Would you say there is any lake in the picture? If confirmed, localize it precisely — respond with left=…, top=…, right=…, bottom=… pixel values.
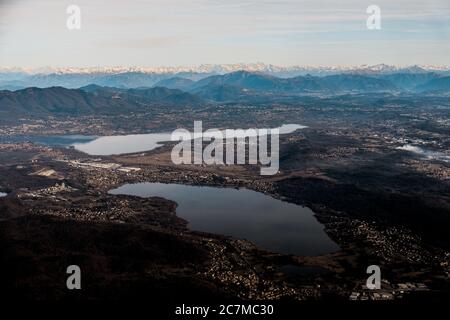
left=109, top=182, right=339, bottom=256
left=21, top=123, right=306, bottom=156
left=73, top=123, right=306, bottom=155
left=0, top=134, right=97, bottom=147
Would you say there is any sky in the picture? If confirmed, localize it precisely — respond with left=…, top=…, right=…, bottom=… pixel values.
left=0, top=0, right=449, bottom=68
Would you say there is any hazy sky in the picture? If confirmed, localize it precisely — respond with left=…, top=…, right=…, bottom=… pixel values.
left=0, top=0, right=449, bottom=67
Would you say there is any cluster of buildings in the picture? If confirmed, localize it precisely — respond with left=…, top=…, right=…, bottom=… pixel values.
left=349, top=280, right=429, bottom=301
left=202, top=239, right=308, bottom=300
left=63, top=159, right=141, bottom=173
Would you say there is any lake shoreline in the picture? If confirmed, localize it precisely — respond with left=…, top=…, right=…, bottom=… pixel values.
left=109, top=182, right=339, bottom=256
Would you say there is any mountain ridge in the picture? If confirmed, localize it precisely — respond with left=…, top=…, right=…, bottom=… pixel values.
left=2, top=63, right=450, bottom=75
left=2, top=64, right=450, bottom=90
left=0, top=86, right=203, bottom=118
left=1, top=71, right=449, bottom=118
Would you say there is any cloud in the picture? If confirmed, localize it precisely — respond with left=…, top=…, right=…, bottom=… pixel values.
left=1, top=0, right=449, bottom=66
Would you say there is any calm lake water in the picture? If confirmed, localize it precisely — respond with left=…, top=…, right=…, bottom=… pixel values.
left=71, top=124, right=307, bottom=155
left=109, top=182, right=339, bottom=256
left=6, top=124, right=306, bottom=156
left=0, top=135, right=97, bottom=146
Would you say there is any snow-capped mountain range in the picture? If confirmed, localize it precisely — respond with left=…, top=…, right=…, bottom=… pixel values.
left=1, top=63, right=450, bottom=91
left=1, top=63, right=450, bottom=76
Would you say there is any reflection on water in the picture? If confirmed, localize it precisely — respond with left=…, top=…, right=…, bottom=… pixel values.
left=72, top=124, right=307, bottom=156
left=109, top=182, right=339, bottom=256
left=73, top=132, right=172, bottom=156
left=0, top=134, right=97, bottom=146
left=5, top=124, right=307, bottom=156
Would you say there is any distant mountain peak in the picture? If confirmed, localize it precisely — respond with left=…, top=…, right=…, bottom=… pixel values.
left=2, top=63, right=449, bottom=76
